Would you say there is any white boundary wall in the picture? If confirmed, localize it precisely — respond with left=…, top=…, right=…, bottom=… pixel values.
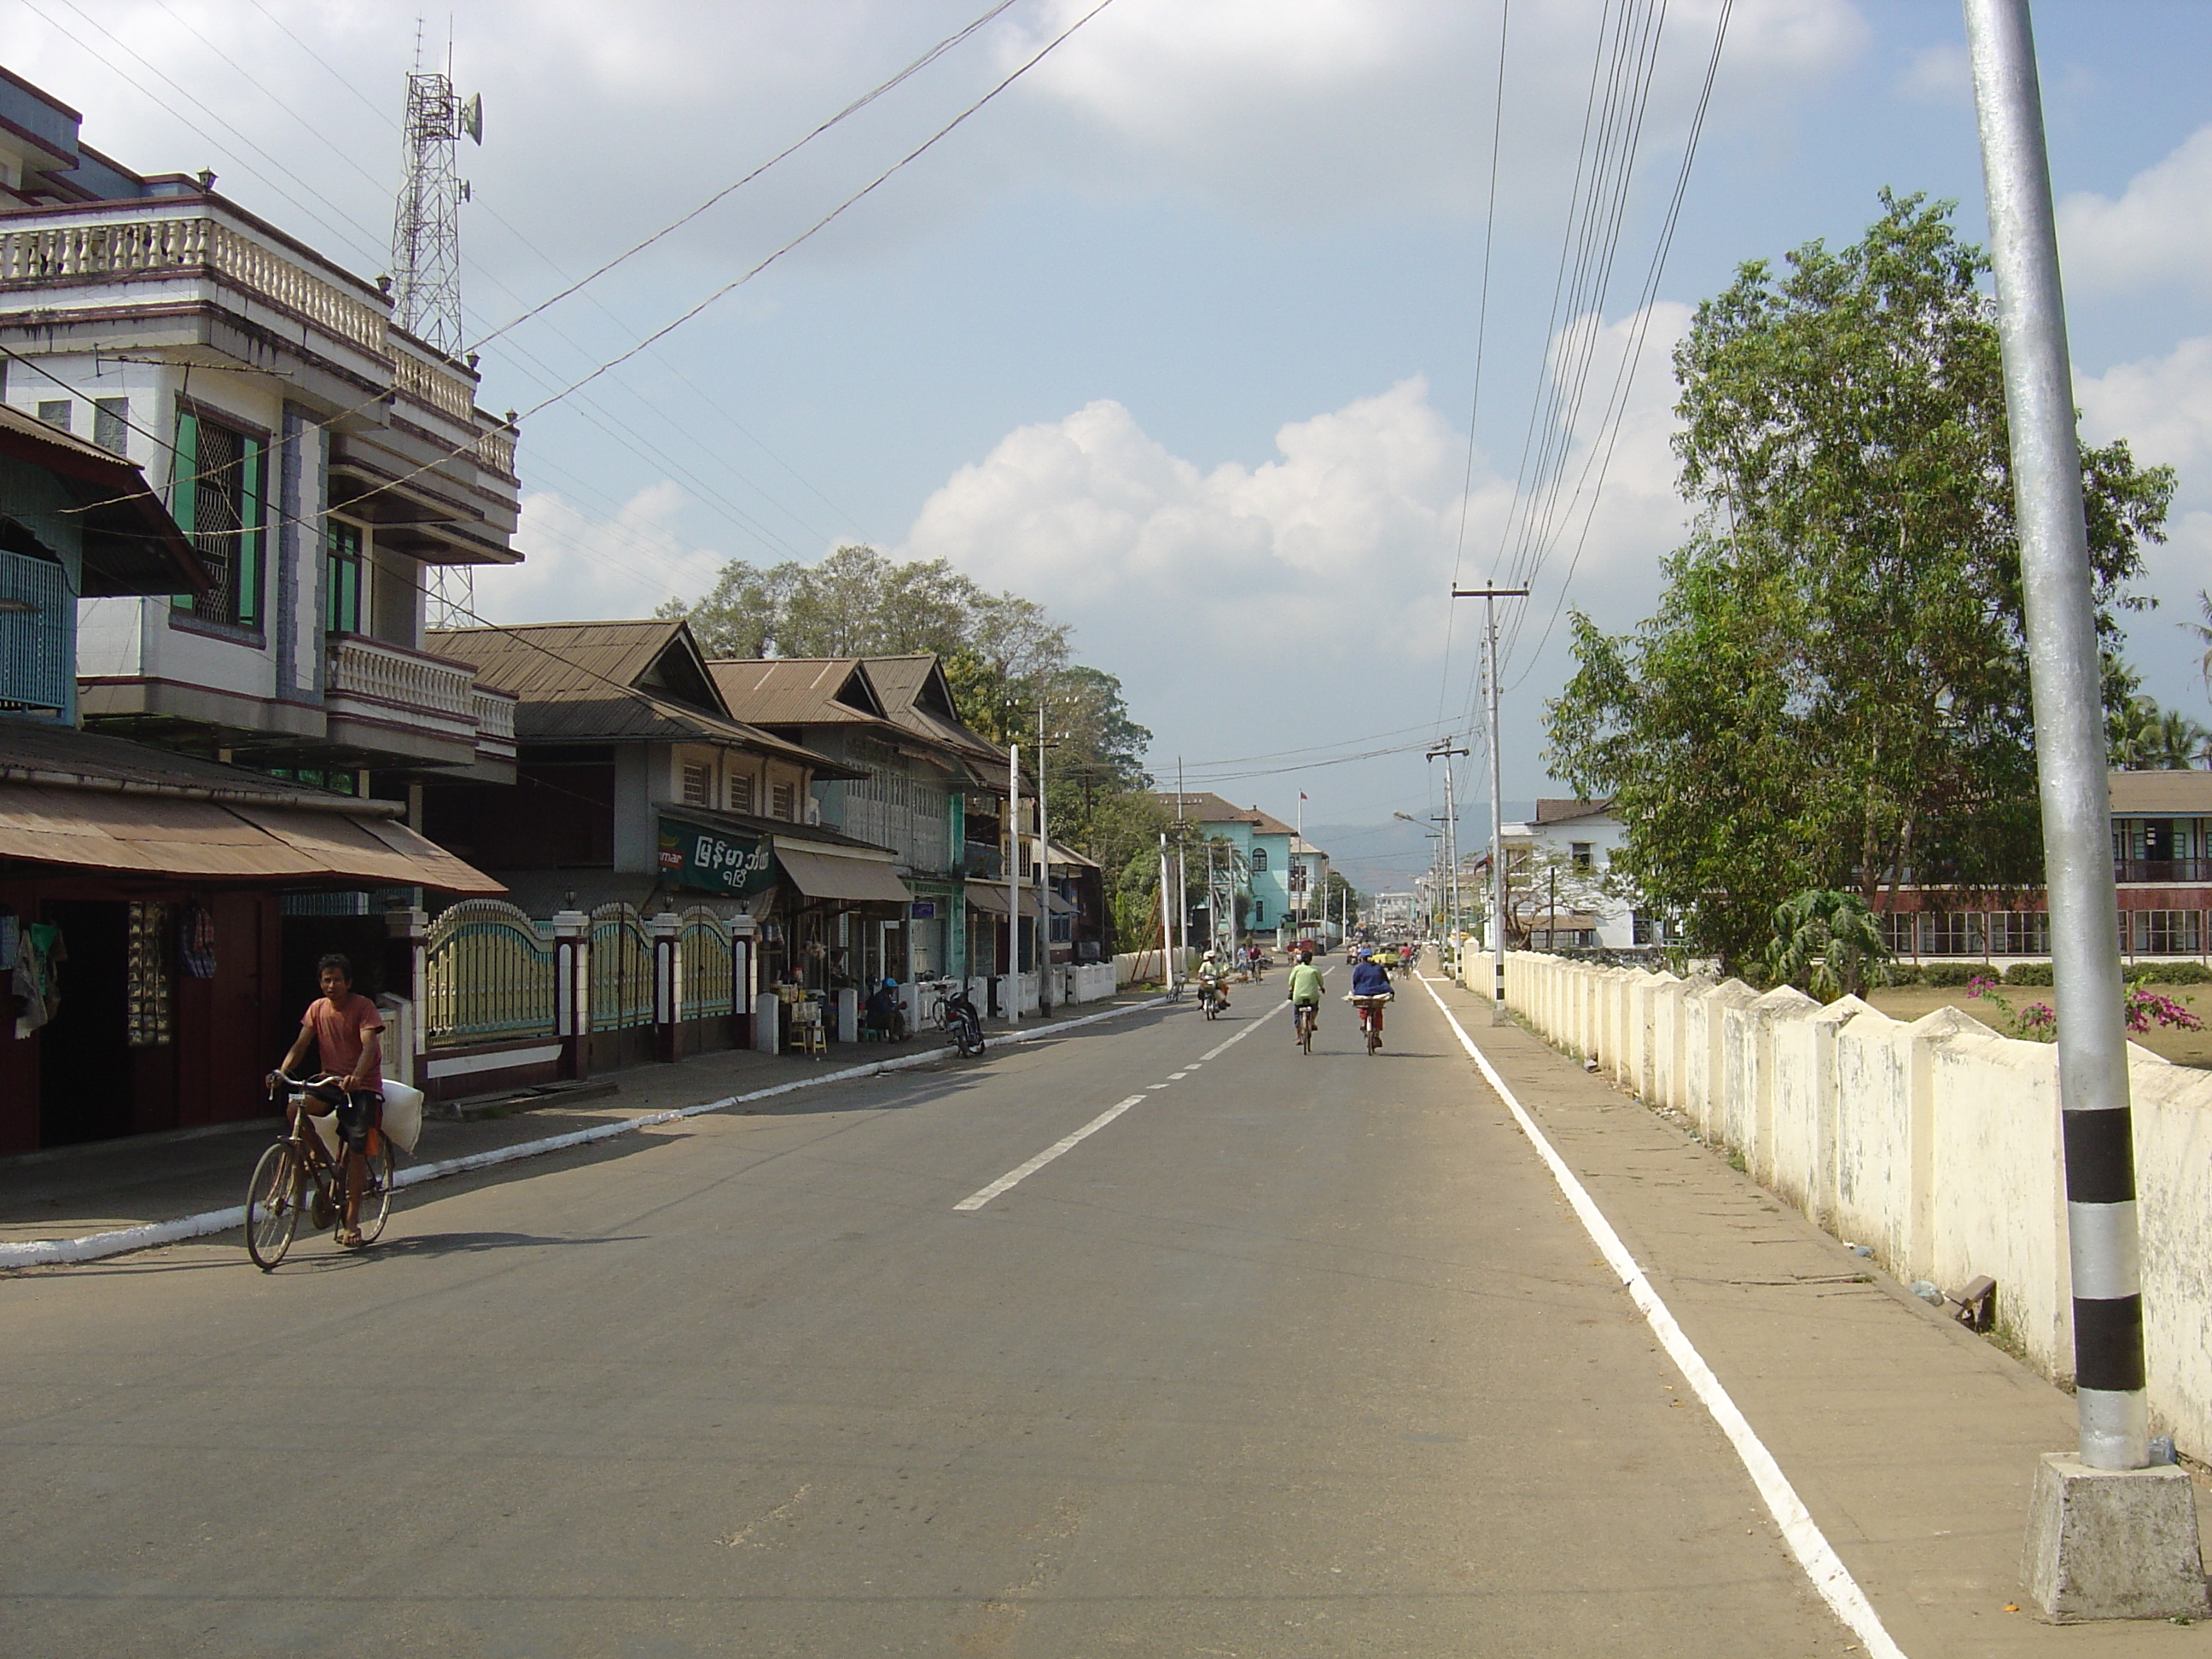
left=1462, top=949, right=2212, bottom=1463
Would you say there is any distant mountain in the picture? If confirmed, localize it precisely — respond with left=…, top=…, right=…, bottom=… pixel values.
left=1307, top=804, right=1534, bottom=897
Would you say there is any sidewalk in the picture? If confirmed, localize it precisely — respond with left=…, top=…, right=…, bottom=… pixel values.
left=0, top=992, right=1164, bottom=1254
left=1417, top=971, right=2212, bottom=1656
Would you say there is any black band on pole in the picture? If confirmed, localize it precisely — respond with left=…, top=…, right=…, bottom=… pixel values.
left=2072, top=1294, right=2148, bottom=1394
left=2061, top=1108, right=2137, bottom=1206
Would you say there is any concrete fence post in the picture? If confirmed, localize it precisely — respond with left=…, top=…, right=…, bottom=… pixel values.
left=551, top=909, right=591, bottom=1080
left=649, top=911, right=681, bottom=1064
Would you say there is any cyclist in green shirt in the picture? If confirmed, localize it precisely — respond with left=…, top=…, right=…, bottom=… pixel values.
left=1286, top=956, right=1324, bottom=1041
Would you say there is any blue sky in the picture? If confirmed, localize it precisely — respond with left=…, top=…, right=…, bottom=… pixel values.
left=14, top=1, right=2212, bottom=888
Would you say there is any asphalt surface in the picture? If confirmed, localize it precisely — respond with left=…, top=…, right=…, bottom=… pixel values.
left=1, top=972, right=1905, bottom=1656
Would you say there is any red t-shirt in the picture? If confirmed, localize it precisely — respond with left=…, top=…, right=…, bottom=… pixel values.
left=303, top=992, right=385, bottom=1089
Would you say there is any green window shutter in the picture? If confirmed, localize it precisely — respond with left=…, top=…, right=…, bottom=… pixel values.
left=170, top=410, right=198, bottom=609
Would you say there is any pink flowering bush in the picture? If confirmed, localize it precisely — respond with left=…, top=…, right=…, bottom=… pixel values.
left=1967, top=974, right=2198, bottom=1042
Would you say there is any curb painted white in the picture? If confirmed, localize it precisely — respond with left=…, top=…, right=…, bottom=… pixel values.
left=1417, top=975, right=1910, bottom=1659
left=0, top=996, right=1172, bottom=1271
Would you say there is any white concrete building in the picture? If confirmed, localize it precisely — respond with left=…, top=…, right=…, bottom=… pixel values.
left=0, top=66, right=521, bottom=796
left=1498, top=798, right=1654, bottom=951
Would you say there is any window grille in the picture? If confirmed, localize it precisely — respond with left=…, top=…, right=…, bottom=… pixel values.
left=1250, top=847, right=1268, bottom=872
left=682, top=763, right=711, bottom=806
left=1878, top=911, right=1915, bottom=955
left=93, top=397, right=129, bottom=456
left=1994, top=911, right=2049, bottom=956
left=729, top=772, right=755, bottom=815
left=171, top=408, right=264, bottom=629
left=0, top=548, right=68, bottom=711
left=1571, top=841, right=1594, bottom=870
left=771, top=780, right=796, bottom=821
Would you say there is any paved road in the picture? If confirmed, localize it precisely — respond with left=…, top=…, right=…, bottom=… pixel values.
left=3, top=974, right=1858, bottom=1657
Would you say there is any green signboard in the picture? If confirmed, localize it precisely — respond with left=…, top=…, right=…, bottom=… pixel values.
left=658, top=816, right=777, bottom=897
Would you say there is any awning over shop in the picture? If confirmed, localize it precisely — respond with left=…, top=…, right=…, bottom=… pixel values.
left=965, top=883, right=1040, bottom=919
left=1047, top=890, right=1077, bottom=916
left=773, top=845, right=913, bottom=905
left=0, top=782, right=504, bottom=893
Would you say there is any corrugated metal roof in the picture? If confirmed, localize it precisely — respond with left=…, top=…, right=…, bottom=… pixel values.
left=427, top=621, right=844, bottom=771
left=1534, top=797, right=1614, bottom=824
left=708, top=658, right=884, bottom=727
left=0, top=716, right=398, bottom=814
left=2109, top=770, right=2212, bottom=814
left=0, top=780, right=502, bottom=891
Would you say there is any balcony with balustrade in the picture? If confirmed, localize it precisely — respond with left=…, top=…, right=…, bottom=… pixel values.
left=323, top=633, right=514, bottom=780
left=0, top=195, right=521, bottom=567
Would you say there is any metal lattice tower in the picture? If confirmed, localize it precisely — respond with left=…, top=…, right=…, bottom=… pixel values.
left=389, top=56, right=478, bottom=358
left=390, top=45, right=482, bottom=630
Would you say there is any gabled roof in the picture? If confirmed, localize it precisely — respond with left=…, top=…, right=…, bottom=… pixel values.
left=861, top=655, right=1005, bottom=765
left=707, top=657, right=889, bottom=727
left=1534, top=797, right=1615, bottom=825
left=427, top=620, right=845, bottom=772
left=1153, top=791, right=1297, bottom=838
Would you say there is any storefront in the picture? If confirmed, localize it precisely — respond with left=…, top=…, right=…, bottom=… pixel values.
left=1, top=723, right=502, bottom=1154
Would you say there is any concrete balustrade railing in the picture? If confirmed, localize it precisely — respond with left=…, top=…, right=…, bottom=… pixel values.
left=1458, top=947, right=2212, bottom=1464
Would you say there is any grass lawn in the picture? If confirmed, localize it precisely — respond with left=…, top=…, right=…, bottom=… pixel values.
left=1864, top=981, right=2212, bottom=1070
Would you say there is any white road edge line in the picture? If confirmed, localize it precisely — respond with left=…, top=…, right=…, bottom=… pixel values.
left=1417, top=976, right=1909, bottom=1659
left=956, top=1000, right=1289, bottom=1211
left=0, top=995, right=1174, bottom=1271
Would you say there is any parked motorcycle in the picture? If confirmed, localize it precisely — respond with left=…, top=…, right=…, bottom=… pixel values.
left=941, top=981, right=987, bottom=1058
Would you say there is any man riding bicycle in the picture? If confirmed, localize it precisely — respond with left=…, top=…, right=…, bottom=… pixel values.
left=1286, top=952, right=1324, bottom=1044
left=1349, top=947, right=1393, bottom=1043
left=269, top=953, right=384, bottom=1249
left=1198, top=949, right=1231, bottom=1010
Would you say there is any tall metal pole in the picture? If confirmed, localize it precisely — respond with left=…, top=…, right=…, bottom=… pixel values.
left=1429, top=743, right=1469, bottom=964
left=1012, top=743, right=1028, bottom=1013
left=1157, top=830, right=1177, bottom=990
left=1965, top=0, right=2145, bottom=1472
left=1036, top=697, right=1051, bottom=1015
left=1450, top=587, right=1526, bottom=1024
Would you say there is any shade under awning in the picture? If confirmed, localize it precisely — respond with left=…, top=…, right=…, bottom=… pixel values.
left=965, top=883, right=1040, bottom=918
left=775, top=845, right=913, bottom=905
left=1047, top=890, right=1076, bottom=916
left=0, top=782, right=504, bottom=893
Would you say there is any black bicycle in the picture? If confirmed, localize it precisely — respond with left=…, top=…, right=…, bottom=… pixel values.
left=1293, top=1001, right=1318, bottom=1055
left=245, top=1075, right=394, bottom=1270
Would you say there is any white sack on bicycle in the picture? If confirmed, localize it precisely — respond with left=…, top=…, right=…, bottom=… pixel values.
left=380, top=1081, right=424, bottom=1155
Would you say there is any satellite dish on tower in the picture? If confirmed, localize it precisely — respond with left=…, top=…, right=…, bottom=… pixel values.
left=461, top=93, right=483, bottom=144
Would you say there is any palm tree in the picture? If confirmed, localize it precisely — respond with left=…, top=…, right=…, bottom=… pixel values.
left=1763, top=888, right=1891, bottom=1000
left=2187, top=589, right=2212, bottom=697
left=2151, top=706, right=2212, bottom=771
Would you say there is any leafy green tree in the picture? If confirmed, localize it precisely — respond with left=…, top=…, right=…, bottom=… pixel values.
left=1762, top=888, right=1890, bottom=1000
left=1545, top=193, right=2174, bottom=968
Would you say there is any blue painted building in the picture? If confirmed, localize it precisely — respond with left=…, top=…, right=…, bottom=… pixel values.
left=1153, top=792, right=1330, bottom=945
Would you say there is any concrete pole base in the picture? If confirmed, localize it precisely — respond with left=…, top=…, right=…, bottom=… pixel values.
left=2023, top=1452, right=2210, bottom=1621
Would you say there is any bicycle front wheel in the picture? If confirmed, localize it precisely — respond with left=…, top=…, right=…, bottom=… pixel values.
left=353, top=1138, right=397, bottom=1246
left=245, top=1143, right=301, bottom=1270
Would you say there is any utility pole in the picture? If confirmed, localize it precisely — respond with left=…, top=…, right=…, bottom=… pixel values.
left=1157, top=830, right=1177, bottom=991
left=1173, top=760, right=1189, bottom=967
left=1966, top=0, right=2207, bottom=1619
left=1036, top=697, right=1052, bottom=1016
left=1009, top=742, right=1024, bottom=1018
left=1451, top=587, right=1528, bottom=1023
left=1429, top=742, right=1470, bottom=963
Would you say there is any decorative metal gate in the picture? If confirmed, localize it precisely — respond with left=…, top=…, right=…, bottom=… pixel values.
left=677, top=907, right=738, bottom=1054
left=422, top=900, right=556, bottom=1049
left=588, top=903, right=654, bottom=1070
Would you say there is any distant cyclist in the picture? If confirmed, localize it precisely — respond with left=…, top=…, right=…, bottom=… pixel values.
left=1286, top=953, right=1324, bottom=1044
left=1349, top=948, right=1393, bottom=1039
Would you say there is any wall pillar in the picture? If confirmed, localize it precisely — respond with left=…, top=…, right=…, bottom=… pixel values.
left=552, top=908, right=590, bottom=1080
left=731, top=915, right=757, bottom=1050
left=650, top=911, right=681, bottom=1064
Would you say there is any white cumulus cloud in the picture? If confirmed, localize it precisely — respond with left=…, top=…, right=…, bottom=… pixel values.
left=2058, top=125, right=2212, bottom=297
left=482, top=482, right=730, bottom=624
